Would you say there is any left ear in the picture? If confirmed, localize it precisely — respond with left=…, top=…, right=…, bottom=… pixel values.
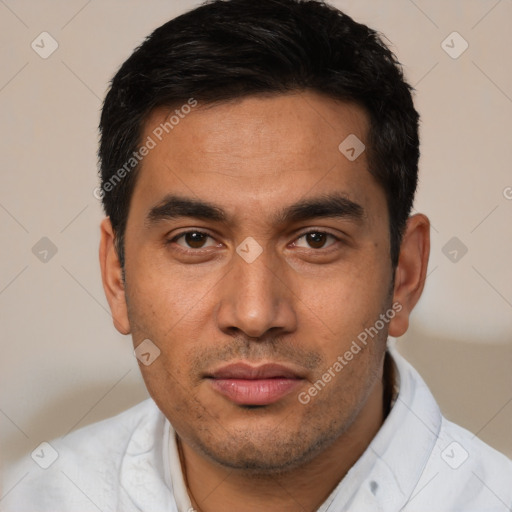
left=388, top=214, right=430, bottom=337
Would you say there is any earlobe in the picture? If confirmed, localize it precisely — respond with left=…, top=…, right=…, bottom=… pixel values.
left=388, top=214, right=430, bottom=338
left=99, top=217, right=131, bottom=335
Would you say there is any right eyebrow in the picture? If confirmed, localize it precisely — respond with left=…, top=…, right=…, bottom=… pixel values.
left=145, top=195, right=227, bottom=227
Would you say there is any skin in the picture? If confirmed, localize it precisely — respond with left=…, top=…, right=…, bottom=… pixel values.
left=100, top=91, right=430, bottom=512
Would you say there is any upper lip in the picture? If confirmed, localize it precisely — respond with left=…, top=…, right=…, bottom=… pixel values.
left=207, top=363, right=303, bottom=380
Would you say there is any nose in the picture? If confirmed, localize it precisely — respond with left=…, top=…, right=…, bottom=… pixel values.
left=215, top=244, right=297, bottom=339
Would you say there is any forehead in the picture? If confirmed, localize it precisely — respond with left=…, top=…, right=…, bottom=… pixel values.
left=143, top=92, right=368, bottom=167
left=130, top=92, right=383, bottom=224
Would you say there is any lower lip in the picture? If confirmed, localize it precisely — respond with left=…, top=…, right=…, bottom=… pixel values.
left=208, top=378, right=302, bottom=406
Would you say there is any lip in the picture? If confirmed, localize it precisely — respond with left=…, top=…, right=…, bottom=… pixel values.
left=206, top=363, right=304, bottom=406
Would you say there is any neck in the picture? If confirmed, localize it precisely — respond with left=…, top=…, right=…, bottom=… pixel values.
left=178, top=363, right=391, bottom=512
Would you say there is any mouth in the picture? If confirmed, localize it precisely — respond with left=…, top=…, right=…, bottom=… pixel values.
left=205, top=363, right=304, bottom=406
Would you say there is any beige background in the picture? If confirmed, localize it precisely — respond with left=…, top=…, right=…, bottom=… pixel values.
left=1, top=0, right=511, bottom=482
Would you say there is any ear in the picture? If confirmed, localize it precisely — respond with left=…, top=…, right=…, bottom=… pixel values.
left=388, top=214, right=430, bottom=337
left=99, top=217, right=131, bottom=335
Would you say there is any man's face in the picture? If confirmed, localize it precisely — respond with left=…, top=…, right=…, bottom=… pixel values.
left=121, top=92, right=395, bottom=471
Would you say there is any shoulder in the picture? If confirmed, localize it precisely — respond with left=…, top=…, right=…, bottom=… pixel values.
left=1, top=398, right=163, bottom=512
left=408, top=406, right=512, bottom=511
left=441, top=415, right=512, bottom=482
left=387, top=346, right=512, bottom=511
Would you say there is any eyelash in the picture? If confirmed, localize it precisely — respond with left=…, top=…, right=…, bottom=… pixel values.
left=167, top=229, right=341, bottom=253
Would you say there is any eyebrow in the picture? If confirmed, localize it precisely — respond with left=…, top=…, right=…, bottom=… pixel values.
left=145, top=193, right=364, bottom=228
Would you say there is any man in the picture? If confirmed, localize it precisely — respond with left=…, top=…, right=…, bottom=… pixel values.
left=2, top=0, right=511, bottom=510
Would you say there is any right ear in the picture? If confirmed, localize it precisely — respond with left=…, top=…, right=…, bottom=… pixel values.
left=99, top=217, right=131, bottom=335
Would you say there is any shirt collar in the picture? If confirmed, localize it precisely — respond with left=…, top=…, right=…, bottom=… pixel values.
left=317, top=340, right=442, bottom=511
left=118, top=405, right=178, bottom=511
left=165, top=421, right=194, bottom=512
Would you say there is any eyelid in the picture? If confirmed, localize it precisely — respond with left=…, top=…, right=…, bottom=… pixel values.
left=292, top=229, right=341, bottom=248
left=168, top=229, right=219, bottom=251
left=169, top=229, right=212, bottom=240
left=295, top=228, right=340, bottom=238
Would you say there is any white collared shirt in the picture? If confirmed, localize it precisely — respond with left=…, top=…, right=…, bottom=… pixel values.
left=2, top=343, right=512, bottom=511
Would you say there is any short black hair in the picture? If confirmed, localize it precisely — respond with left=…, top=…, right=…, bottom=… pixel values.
left=98, top=0, right=420, bottom=268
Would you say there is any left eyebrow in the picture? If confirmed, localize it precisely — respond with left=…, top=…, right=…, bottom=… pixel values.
left=271, top=193, right=365, bottom=226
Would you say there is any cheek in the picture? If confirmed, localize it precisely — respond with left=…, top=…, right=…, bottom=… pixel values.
left=299, top=258, right=390, bottom=338
left=125, top=265, right=213, bottom=376
left=126, top=257, right=211, bottom=332
left=138, top=360, right=197, bottom=433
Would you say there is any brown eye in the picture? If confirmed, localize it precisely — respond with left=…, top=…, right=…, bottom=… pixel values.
left=171, top=231, right=217, bottom=250
left=184, top=232, right=207, bottom=248
left=306, top=232, right=327, bottom=249
left=294, top=231, right=337, bottom=250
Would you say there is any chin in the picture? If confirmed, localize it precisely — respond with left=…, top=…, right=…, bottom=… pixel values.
left=193, top=426, right=333, bottom=475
